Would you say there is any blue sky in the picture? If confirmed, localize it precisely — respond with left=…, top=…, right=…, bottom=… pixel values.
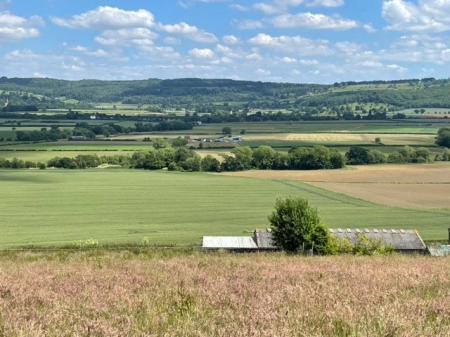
left=0, top=0, right=449, bottom=83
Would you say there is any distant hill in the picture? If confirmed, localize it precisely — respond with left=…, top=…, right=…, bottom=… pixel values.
left=0, top=76, right=449, bottom=113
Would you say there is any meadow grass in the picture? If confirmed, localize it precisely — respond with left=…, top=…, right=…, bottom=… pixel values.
left=0, top=169, right=448, bottom=248
left=0, top=251, right=448, bottom=337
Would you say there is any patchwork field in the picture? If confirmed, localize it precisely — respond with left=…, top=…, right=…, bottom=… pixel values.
left=0, top=252, right=448, bottom=337
left=224, top=163, right=450, bottom=210
left=0, top=169, right=449, bottom=248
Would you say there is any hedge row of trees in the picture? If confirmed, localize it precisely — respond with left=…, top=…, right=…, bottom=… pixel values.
left=2, top=145, right=449, bottom=171
left=346, top=146, right=441, bottom=164
left=13, top=121, right=194, bottom=142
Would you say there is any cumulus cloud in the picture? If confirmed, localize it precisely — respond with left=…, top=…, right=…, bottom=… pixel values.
left=223, top=35, right=240, bottom=45
left=95, top=28, right=157, bottom=49
left=52, top=6, right=155, bottom=30
left=383, top=0, right=450, bottom=32
left=272, top=12, right=358, bottom=30
left=189, top=48, right=216, bottom=59
left=0, top=11, right=42, bottom=41
left=254, top=0, right=344, bottom=14
left=159, top=22, right=218, bottom=43
left=307, top=0, right=344, bottom=7
left=249, top=33, right=331, bottom=56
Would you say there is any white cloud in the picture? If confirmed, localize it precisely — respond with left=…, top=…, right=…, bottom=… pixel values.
left=229, top=4, right=248, bottom=11
left=95, top=28, right=157, bottom=49
left=159, top=22, right=217, bottom=43
left=307, top=0, right=344, bottom=7
left=249, top=33, right=331, bottom=56
left=71, top=46, right=110, bottom=58
left=253, top=0, right=343, bottom=14
left=189, top=48, right=216, bottom=59
left=178, top=0, right=231, bottom=8
left=223, top=35, right=240, bottom=45
left=272, top=12, right=358, bottom=30
left=52, top=6, right=155, bottom=30
left=383, top=0, right=450, bottom=32
left=0, top=12, right=41, bottom=41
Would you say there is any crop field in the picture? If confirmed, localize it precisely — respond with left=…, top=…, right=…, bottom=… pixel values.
left=240, top=133, right=435, bottom=146
left=0, top=252, right=448, bottom=337
left=224, top=163, right=450, bottom=211
left=0, top=169, right=449, bottom=248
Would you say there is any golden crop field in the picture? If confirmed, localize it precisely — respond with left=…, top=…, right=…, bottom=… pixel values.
left=223, top=163, right=450, bottom=210
left=241, top=133, right=435, bottom=146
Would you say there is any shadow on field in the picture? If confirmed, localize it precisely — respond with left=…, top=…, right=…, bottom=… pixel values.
left=0, top=172, right=56, bottom=184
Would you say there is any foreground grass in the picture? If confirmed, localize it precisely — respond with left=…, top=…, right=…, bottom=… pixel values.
left=0, top=251, right=448, bottom=337
left=0, top=170, right=449, bottom=248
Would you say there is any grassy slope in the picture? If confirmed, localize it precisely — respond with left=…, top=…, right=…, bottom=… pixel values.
left=0, top=170, right=448, bottom=248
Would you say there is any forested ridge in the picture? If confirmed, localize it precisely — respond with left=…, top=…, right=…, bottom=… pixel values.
left=0, top=76, right=449, bottom=111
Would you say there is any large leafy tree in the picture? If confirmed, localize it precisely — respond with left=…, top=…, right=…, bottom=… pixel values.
left=269, top=198, right=331, bottom=254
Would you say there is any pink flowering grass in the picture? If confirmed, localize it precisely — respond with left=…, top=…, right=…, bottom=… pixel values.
left=0, top=251, right=448, bottom=337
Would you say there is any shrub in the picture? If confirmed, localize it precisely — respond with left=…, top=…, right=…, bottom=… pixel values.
left=201, top=155, right=221, bottom=172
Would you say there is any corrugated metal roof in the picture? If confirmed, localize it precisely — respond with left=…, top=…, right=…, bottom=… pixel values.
left=202, top=229, right=427, bottom=252
left=202, top=236, right=258, bottom=250
left=428, top=245, right=450, bottom=257
left=329, top=229, right=427, bottom=251
left=254, top=231, right=275, bottom=249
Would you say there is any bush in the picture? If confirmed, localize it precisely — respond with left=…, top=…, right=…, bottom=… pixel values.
left=201, top=155, right=221, bottom=172
left=329, top=235, right=394, bottom=256
left=269, top=197, right=331, bottom=254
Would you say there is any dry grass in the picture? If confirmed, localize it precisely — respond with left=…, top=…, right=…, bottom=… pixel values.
left=223, top=164, right=450, bottom=210
left=0, top=251, right=448, bottom=337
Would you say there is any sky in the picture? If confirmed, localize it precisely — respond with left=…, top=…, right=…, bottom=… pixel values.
left=0, top=0, right=450, bottom=83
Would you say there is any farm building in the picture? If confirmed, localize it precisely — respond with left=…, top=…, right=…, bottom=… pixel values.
left=202, top=229, right=428, bottom=254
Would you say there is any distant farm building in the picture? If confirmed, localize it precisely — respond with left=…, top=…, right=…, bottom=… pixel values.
left=203, top=229, right=428, bottom=254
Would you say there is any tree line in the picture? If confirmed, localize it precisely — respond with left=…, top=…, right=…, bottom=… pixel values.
left=13, top=121, right=194, bottom=142
left=2, top=144, right=448, bottom=171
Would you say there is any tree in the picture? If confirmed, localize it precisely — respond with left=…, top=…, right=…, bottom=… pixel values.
left=346, top=147, right=370, bottom=164
left=252, top=146, right=276, bottom=169
left=269, top=198, right=331, bottom=254
left=172, top=137, right=188, bottom=147
left=201, top=155, right=221, bottom=172
left=152, top=138, right=168, bottom=149
left=222, top=126, right=232, bottom=135
left=436, top=128, right=450, bottom=148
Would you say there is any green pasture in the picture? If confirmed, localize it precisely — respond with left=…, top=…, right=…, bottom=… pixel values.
left=192, top=121, right=448, bottom=135
left=0, top=150, right=133, bottom=162
left=0, top=170, right=448, bottom=248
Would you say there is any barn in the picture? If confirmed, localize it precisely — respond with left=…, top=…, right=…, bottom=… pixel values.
left=202, top=229, right=428, bottom=254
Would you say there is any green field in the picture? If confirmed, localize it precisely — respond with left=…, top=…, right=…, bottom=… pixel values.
left=191, top=121, right=449, bottom=135
left=0, top=169, right=448, bottom=248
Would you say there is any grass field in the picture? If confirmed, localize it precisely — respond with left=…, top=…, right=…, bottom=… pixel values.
left=0, top=251, right=448, bottom=337
left=0, top=169, right=449, bottom=248
left=191, top=121, right=449, bottom=135
left=0, top=150, right=134, bottom=161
